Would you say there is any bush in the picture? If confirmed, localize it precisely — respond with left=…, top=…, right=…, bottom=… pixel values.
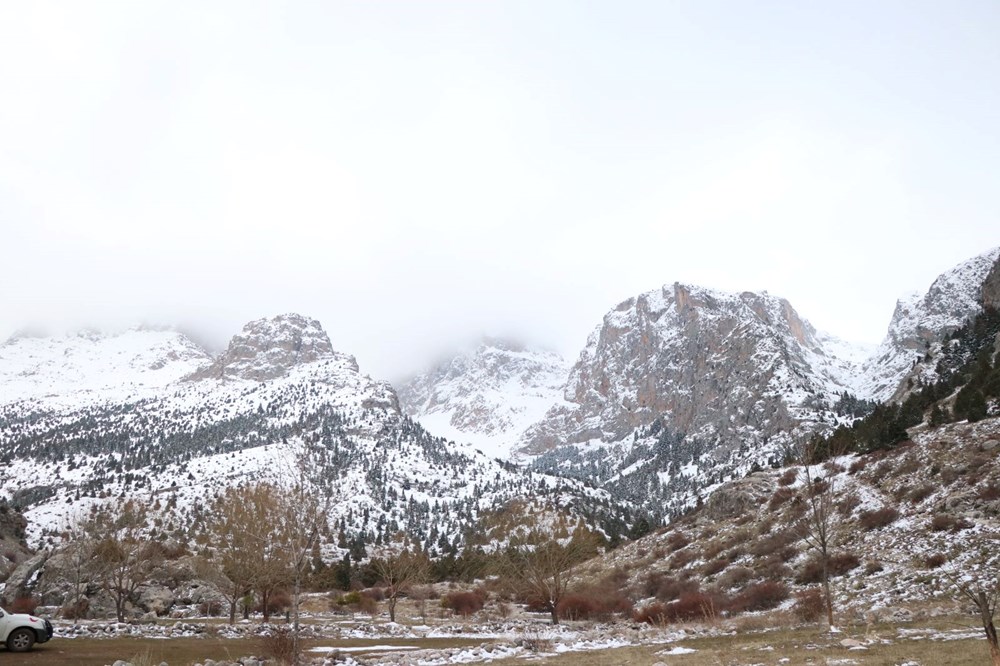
left=255, top=590, right=291, bottom=616
left=796, top=553, right=860, bottom=584
left=60, top=598, right=89, bottom=620
left=556, top=590, right=632, bottom=621
left=930, top=513, right=972, bottom=532
left=198, top=600, right=223, bottom=617
left=668, top=548, right=697, bottom=570
left=443, top=590, right=486, bottom=617
left=702, top=558, right=730, bottom=576
left=717, top=566, right=753, bottom=590
left=858, top=507, right=899, bottom=530
left=335, top=591, right=361, bottom=606
left=769, top=488, right=796, bottom=511
left=778, top=468, right=798, bottom=486
left=749, top=530, right=796, bottom=558
left=634, top=602, right=669, bottom=625
left=729, top=581, right=788, bottom=613
left=979, top=484, right=1000, bottom=501
left=793, top=588, right=825, bottom=623
left=261, top=626, right=296, bottom=664
left=361, top=587, right=385, bottom=602
left=634, top=591, right=720, bottom=625
left=645, top=573, right=698, bottom=602
left=9, top=597, right=38, bottom=615
left=666, top=531, right=690, bottom=552
left=864, top=560, right=884, bottom=575
left=924, top=553, right=947, bottom=569
left=908, top=484, right=935, bottom=503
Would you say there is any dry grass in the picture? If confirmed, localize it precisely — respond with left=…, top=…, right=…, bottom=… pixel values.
left=3, top=635, right=487, bottom=666
left=489, top=621, right=994, bottom=665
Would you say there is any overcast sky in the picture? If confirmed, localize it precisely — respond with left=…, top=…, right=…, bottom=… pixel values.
left=1, top=1, right=998, bottom=381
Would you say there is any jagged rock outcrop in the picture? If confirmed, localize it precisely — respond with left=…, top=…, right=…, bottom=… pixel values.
left=399, top=338, right=569, bottom=458
left=0, top=501, right=31, bottom=583
left=522, top=283, right=863, bottom=456
left=860, top=247, right=1000, bottom=402
left=189, top=313, right=341, bottom=381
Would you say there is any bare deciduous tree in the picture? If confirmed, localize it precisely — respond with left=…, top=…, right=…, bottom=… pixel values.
left=86, top=499, right=160, bottom=622
left=499, top=532, right=598, bottom=625
left=799, top=466, right=838, bottom=628
left=370, top=548, right=430, bottom=623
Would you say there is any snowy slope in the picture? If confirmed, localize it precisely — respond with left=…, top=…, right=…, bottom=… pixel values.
left=859, top=246, right=1000, bottom=402
left=0, top=328, right=212, bottom=408
left=0, top=316, right=628, bottom=553
left=398, top=339, right=569, bottom=459
left=523, top=283, right=876, bottom=516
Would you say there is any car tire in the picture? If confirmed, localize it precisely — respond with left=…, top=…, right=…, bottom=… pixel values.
left=6, top=627, right=36, bottom=652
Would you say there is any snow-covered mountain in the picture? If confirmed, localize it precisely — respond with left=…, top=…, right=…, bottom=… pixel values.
left=859, top=246, right=1000, bottom=402
left=0, top=315, right=630, bottom=553
left=398, top=339, right=569, bottom=459
left=0, top=327, right=212, bottom=408
left=522, top=284, right=873, bottom=516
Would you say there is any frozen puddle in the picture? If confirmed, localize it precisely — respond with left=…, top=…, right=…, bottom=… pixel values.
left=308, top=645, right=420, bottom=653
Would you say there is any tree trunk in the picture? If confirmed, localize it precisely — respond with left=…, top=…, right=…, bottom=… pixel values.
left=979, top=596, right=1000, bottom=666
left=389, top=596, right=397, bottom=623
left=228, top=595, right=237, bottom=625
left=292, top=569, right=302, bottom=666
left=822, top=558, right=833, bottom=628
left=550, top=604, right=559, bottom=625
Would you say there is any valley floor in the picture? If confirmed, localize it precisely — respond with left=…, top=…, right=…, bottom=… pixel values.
left=10, top=613, right=992, bottom=666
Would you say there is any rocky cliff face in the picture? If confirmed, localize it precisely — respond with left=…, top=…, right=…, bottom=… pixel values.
left=859, top=247, right=1000, bottom=403
left=189, top=313, right=342, bottom=381
left=522, top=283, right=865, bottom=457
left=398, top=339, right=569, bottom=458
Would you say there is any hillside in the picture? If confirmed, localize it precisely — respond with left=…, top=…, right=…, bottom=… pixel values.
left=0, top=315, right=630, bottom=555
left=575, top=415, right=1000, bottom=623
left=398, top=338, right=569, bottom=459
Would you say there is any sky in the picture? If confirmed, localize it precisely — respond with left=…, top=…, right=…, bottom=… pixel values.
left=1, top=1, right=998, bottom=381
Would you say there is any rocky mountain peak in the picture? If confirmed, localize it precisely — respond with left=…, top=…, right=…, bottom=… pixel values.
left=189, top=313, right=345, bottom=382
left=398, top=339, right=569, bottom=459
left=860, top=246, right=1000, bottom=402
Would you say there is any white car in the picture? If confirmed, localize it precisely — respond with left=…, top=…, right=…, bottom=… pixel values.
left=0, top=606, right=53, bottom=652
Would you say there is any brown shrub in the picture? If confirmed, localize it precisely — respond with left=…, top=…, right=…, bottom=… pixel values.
left=361, top=587, right=385, bottom=602
left=60, top=598, right=89, bottom=620
left=930, top=513, right=972, bottom=532
left=666, top=531, right=690, bottom=552
left=669, top=548, right=697, bottom=570
left=908, top=484, right=935, bottom=503
left=754, top=557, right=792, bottom=582
left=864, top=560, right=884, bottom=575
left=8, top=596, right=39, bottom=615
left=443, top=590, right=486, bottom=616
left=261, top=626, right=297, bottom=664
left=702, top=558, right=730, bottom=576
left=198, top=600, right=223, bottom=617
left=769, top=488, right=796, bottom=511
left=749, top=530, right=796, bottom=558
left=646, top=573, right=699, bottom=602
left=729, top=581, right=788, bottom=613
left=717, top=566, right=753, bottom=590
left=849, top=457, right=868, bottom=474
left=795, top=553, right=859, bottom=584
left=793, top=588, right=825, bottom=623
left=357, top=595, right=378, bottom=616
left=837, top=493, right=861, bottom=517
left=924, top=553, right=947, bottom=569
left=556, top=591, right=632, bottom=621
left=778, top=468, right=798, bottom=486
left=634, top=602, right=670, bottom=625
left=701, top=539, right=726, bottom=561
left=255, top=590, right=291, bottom=615
left=858, top=507, right=899, bottom=531
left=979, top=484, right=1000, bottom=501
